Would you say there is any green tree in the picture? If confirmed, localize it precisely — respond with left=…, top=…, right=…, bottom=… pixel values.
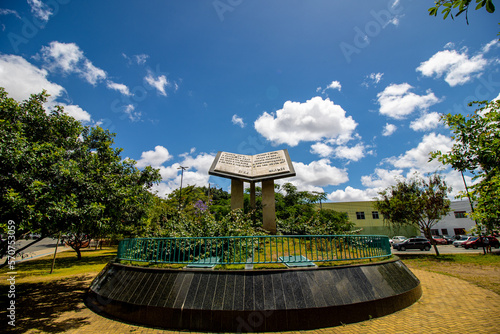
left=0, top=88, right=161, bottom=261
left=374, top=174, right=451, bottom=256
left=429, top=0, right=495, bottom=23
left=431, top=100, right=500, bottom=232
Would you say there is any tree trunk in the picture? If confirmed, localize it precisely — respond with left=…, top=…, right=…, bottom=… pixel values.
left=424, top=227, right=440, bottom=256
left=75, top=247, right=82, bottom=260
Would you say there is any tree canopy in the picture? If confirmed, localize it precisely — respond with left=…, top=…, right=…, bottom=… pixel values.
left=431, top=99, right=500, bottom=232
left=374, top=173, right=451, bottom=255
left=0, top=88, right=161, bottom=260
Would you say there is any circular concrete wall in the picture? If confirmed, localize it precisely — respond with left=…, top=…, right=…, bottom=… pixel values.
left=85, top=258, right=421, bottom=331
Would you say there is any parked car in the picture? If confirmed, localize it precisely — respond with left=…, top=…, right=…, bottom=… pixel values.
left=392, top=238, right=431, bottom=251
left=453, top=236, right=473, bottom=247
left=443, top=235, right=455, bottom=244
left=432, top=236, right=448, bottom=245
left=391, top=236, right=407, bottom=244
left=463, top=236, right=500, bottom=249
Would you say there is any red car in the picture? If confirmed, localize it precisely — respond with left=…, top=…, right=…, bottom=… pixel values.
left=463, top=236, right=500, bottom=249
left=431, top=236, right=448, bottom=245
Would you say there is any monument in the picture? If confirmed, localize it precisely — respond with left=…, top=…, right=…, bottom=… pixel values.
left=209, top=149, right=295, bottom=233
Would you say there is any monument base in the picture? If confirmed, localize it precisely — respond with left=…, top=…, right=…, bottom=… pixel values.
left=86, top=257, right=421, bottom=332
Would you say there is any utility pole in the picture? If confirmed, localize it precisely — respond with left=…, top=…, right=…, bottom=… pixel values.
left=178, top=166, right=188, bottom=211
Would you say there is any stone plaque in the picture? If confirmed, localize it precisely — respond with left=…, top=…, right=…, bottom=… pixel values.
left=209, top=149, right=295, bottom=181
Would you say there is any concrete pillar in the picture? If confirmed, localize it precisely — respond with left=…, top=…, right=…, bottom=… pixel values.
left=249, top=182, right=256, bottom=210
left=262, top=179, right=276, bottom=234
left=231, top=179, right=244, bottom=210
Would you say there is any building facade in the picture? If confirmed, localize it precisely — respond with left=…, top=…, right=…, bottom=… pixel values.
left=322, top=200, right=475, bottom=237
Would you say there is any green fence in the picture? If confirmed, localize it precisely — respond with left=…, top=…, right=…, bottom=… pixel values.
left=117, top=235, right=391, bottom=266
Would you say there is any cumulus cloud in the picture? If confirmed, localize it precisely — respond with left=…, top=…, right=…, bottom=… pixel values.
left=145, top=70, right=169, bottom=96
left=382, top=123, right=397, bottom=136
left=231, top=114, right=245, bottom=128
left=361, top=168, right=404, bottom=188
left=40, top=41, right=106, bottom=85
left=135, top=146, right=173, bottom=168
left=333, top=143, right=365, bottom=161
left=310, top=142, right=334, bottom=158
left=0, top=54, right=91, bottom=122
left=377, top=83, right=440, bottom=119
left=384, top=133, right=453, bottom=173
left=149, top=151, right=216, bottom=198
left=254, top=96, right=357, bottom=146
left=327, top=186, right=379, bottom=202
left=410, top=112, right=441, bottom=131
left=326, top=80, right=342, bottom=91
left=287, top=159, right=349, bottom=192
left=416, top=40, right=498, bottom=86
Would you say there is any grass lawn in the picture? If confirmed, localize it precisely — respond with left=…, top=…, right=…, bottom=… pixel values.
left=399, top=252, right=500, bottom=295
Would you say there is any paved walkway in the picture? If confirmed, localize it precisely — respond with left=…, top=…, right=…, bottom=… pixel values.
left=26, top=268, right=498, bottom=334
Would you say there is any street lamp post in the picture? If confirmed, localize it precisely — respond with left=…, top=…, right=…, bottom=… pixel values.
left=178, top=166, right=188, bottom=211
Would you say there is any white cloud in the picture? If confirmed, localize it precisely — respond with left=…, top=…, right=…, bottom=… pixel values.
left=382, top=123, right=397, bottom=136
left=310, top=142, right=334, bottom=158
left=326, top=80, right=342, bottom=91
left=377, top=83, right=440, bottom=119
left=61, top=104, right=91, bottom=122
left=384, top=132, right=453, bottom=173
left=106, top=81, right=131, bottom=96
left=362, top=72, right=383, bottom=87
left=40, top=41, right=106, bottom=85
left=149, top=152, right=216, bottom=198
left=135, top=146, right=173, bottom=168
left=254, top=96, right=357, bottom=146
left=0, top=54, right=64, bottom=101
left=28, top=0, right=53, bottom=22
left=288, top=159, right=349, bottom=191
left=145, top=70, right=169, bottom=96
left=327, top=186, right=379, bottom=202
left=416, top=42, right=493, bottom=86
left=231, top=114, right=245, bottom=128
left=0, top=54, right=91, bottom=122
left=135, top=54, right=149, bottom=65
left=333, top=143, right=365, bottom=161
left=123, top=104, right=141, bottom=122
left=410, top=112, right=441, bottom=131
left=361, top=168, right=404, bottom=188
left=0, top=8, right=21, bottom=19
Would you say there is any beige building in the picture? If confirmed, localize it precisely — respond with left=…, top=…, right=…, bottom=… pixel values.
left=323, top=200, right=477, bottom=237
left=322, top=201, right=418, bottom=237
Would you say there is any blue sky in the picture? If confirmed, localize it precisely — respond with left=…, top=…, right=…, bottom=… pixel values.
left=1, top=0, right=499, bottom=201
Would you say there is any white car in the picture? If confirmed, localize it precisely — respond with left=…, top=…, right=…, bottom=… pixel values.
left=391, top=236, right=407, bottom=244
left=453, top=236, right=473, bottom=247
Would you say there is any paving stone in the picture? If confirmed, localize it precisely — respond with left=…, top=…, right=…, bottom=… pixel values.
left=23, top=269, right=500, bottom=333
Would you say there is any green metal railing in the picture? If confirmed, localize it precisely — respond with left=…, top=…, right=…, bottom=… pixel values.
left=117, top=235, right=391, bottom=266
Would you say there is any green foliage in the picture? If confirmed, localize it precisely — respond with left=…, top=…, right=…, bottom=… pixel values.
left=0, top=87, right=161, bottom=260
left=374, top=173, right=451, bottom=255
left=431, top=100, right=500, bottom=231
left=429, top=0, right=495, bottom=23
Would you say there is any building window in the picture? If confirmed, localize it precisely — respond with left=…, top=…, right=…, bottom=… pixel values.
left=372, top=211, right=379, bottom=219
left=454, top=228, right=466, bottom=235
left=356, top=212, right=365, bottom=220
left=431, top=229, right=439, bottom=236
left=441, top=229, right=448, bottom=235
left=454, top=211, right=467, bottom=218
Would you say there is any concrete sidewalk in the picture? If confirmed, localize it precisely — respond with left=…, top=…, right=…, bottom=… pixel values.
left=23, top=268, right=499, bottom=334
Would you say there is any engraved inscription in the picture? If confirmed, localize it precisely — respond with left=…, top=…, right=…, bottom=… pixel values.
left=213, top=150, right=291, bottom=178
